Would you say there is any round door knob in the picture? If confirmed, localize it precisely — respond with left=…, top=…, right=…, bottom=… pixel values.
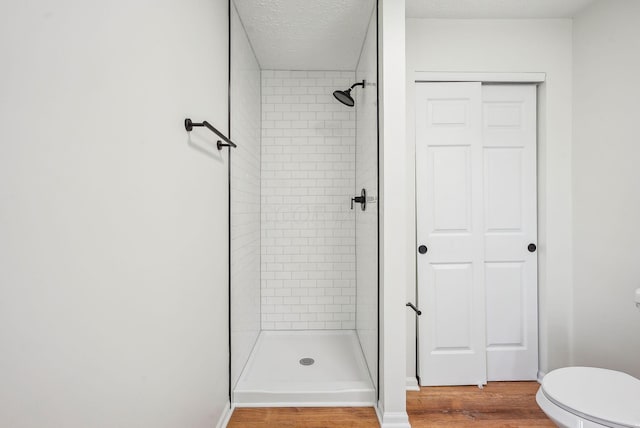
left=528, top=243, right=537, bottom=253
left=418, top=245, right=428, bottom=254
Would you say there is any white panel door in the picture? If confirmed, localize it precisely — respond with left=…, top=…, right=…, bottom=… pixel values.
left=482, top=84, right=538, bottom=381
left=416, top=82, right=487, bottom=386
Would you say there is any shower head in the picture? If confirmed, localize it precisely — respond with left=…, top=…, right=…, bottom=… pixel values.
left=333, top=88, right=355, bottom=107
left=333, top=80, right=365, bottom=107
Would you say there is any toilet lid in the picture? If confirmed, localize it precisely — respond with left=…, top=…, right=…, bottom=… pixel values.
left=542, top=367, right=640, bottom=428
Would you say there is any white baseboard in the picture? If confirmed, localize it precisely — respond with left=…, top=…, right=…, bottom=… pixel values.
left=216, top=401, right=233, bottom=428
left=406, top=376, right=420, bottom=391
left=379, top=412, right=411, bottom=428
left=537, top=370, right=546, bottom=384
left=376, top=405, right=411, bottom=428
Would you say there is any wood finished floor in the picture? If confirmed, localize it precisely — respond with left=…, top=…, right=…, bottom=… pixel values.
left=228, top=381, right=554, bottom=427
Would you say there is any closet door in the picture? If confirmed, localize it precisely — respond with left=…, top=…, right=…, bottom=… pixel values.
left=482, top=84, right=538, bottom=381
left=416, top=82, right=538, bottom=386
left=416, top=82, right=487, bottom=386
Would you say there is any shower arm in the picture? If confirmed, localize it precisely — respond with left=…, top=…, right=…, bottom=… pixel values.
left=350, top=81, right=365, bottom=90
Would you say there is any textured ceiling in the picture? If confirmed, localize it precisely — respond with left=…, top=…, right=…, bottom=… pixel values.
left=234, top=0, right=375, bottom=71
left=406, top=0, right=597, bottom=18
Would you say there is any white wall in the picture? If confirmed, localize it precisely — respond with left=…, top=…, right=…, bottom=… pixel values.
left=572, top=0, right=640, bottom=378
left=230, top=5, right=261, bottom=391
left=379, top=0, right=410, bottom=425
left=0, top=1, right=231, bottom=427
left=260, top=70, right=357, bottom=330
left=406, top=19, right=574, bottom=381
left=355, top=7, right=379, bottom=389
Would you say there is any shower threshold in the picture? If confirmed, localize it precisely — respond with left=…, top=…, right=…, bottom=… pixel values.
left=233, top=330, right=375, bottom=407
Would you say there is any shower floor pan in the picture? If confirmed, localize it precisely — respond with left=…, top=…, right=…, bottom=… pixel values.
left=233, top=330, right=375, bottom=407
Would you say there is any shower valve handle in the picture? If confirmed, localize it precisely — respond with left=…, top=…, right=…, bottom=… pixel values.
left=351, top=196, right=365, bottom=209
left=350, top=189, right=367, bottom=211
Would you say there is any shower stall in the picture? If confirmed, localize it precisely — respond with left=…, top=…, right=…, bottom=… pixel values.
left=229, top=0, right=378, bottom=407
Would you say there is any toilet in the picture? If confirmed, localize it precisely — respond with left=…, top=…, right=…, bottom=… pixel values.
left=537, top=367, right=640, bottom=427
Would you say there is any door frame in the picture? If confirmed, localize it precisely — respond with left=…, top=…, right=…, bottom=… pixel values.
left=414, top=71, right=546, bottom=84
left=410, top=71, right=546, bottom=389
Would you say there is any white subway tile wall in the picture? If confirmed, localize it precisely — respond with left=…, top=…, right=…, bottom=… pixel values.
left=261, top=70, right=356, bottom=330
left=355, top=9, right=379, bottom=388
left=230, top=7, right=261, bottom=388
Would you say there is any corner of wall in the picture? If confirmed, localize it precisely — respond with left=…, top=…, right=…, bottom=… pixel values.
left=216, top=402, right=233, bottom=428
left=379, top=0, right=409, bottom=418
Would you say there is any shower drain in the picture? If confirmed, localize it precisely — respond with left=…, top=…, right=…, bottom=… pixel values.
left=299, top=357, right=315, bottom=366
